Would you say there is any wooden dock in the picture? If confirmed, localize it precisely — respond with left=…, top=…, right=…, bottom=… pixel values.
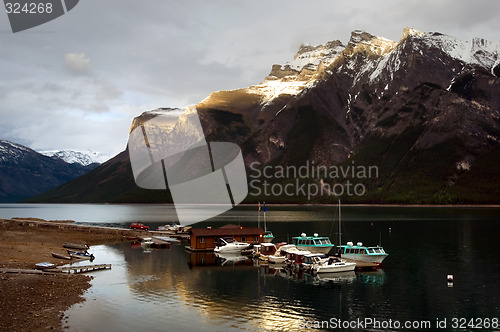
left=0, top=268, right=57, bottom=275
left=45, top=264, right=112, bottom=274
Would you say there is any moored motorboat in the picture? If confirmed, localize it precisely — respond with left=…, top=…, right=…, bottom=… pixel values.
left=265, top=242, right=288, bottom=264
left=140, top=237, right=154, bottom=248
left=268, top=254, right=287, bottom=264
left=257, top=242, right=277, bottom=261
left=285, top=249, right=311, bottom=270
left=334, top=199, right=389, bottom=266
left=241, top=243, right=259, bottom=256
left=292, top=233, right=335, bottom=254
left=214, top=237, right=249, bottom=253
left=309, top=255, right=356, bottom=273
left=337, top=242, right=388, bottom=265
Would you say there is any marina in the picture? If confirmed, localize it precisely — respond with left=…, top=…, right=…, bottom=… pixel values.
left=1, top=204, right=500, bottom=331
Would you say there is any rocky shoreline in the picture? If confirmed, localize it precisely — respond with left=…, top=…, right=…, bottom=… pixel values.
left=0, top=218, right=141, bottom=332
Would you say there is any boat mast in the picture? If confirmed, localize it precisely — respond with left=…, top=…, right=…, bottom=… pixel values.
left=258, top=202, right=261, bottom=229
left=338, top=199, right=342, bottom=246
left=263, top=201, right=267, bottom=232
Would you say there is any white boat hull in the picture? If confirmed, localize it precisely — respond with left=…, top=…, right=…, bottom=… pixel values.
left=268, top=255, right=286, bottom=264
left=214, top=245, right=248, bottom=253
left=314, top=261, right=356, bottom=273
left=296, top=245, right=334, bottom=254
left=340, top=253, right=388, bottom=264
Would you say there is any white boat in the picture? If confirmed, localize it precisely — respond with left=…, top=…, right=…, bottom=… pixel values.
left=335, top=200, right=389, bottom=265
left=257, top=243, right=277, bottom=261
left=140, top=237, right=154, bottom=248
left=278, top=244, right=301, bottom=259
left=285, top=249, right=312, bottom=269
left=337, top=242, right=388, bottom=264
left=309, top=255, right=356, bottom=273
left=257, top=242, right=287, bottom=263
left=268, top=254, right=286, bottom=264
left=214, top=237, right=249, bottom=253
left=291, top=233, right=335, bottom=254
left=278, top=244, right=299, bottom=254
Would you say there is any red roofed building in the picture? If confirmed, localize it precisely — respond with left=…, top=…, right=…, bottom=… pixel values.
left=187, top=224, right=265, bottom=251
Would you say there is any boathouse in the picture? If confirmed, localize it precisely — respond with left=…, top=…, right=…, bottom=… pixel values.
left=187, top=224, right=265, bottom=251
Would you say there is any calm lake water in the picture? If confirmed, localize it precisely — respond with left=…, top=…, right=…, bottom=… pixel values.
left=1, top=204, right=500, bottom=331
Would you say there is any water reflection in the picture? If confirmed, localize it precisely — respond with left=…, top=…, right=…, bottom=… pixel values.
left=63, top=207, right=500, bottom=332
left=356, top=270, right=386, bottom=285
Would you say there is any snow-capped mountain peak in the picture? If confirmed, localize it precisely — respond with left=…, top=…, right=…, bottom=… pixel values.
left=40, top=149, right=110, bottom=166
left=198, top=28, right=500, bottom=124
left=398, top=29, right=499, bottom=72
left=0, top=140, right=34, bottom=163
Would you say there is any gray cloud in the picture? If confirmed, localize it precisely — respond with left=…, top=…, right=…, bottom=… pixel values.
left=1, top=0, right=498, bottom=156
left=64, top=52, right=91, bottom=75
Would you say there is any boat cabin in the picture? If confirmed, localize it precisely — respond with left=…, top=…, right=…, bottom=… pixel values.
left=338, top=242, right=387, bottom=255
left=291, top=233, right=335, bottom=254
left=293, top=234, right=333, bottom=246
left=286, top=250, right=311, bottom=265
left=260, top=243, right=277, bottom=256
left=302, top=253, right=329, bottom=266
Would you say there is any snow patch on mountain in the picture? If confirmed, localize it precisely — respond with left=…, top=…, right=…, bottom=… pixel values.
left=285, top=41, right=345, bottom=72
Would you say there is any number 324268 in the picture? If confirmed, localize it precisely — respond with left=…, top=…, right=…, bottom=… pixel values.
left=5, top=2, right=53, bottom=14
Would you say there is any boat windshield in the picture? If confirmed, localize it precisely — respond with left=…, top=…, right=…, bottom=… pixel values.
left=344, top=248, right=368, bottom=254
left=312, top=238, right=332, bottom=245
left=368, top=247, right=385, bottom=254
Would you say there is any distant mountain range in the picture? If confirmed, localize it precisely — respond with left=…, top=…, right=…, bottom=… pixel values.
left=29, top=28, right=500, bottom=204
left=0, top=140, right=100, bottom=202
left=39, top=149, right=110, bottom=166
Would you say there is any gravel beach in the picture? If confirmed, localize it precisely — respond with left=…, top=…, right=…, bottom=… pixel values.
left=0, top=218, right=135, bottom=332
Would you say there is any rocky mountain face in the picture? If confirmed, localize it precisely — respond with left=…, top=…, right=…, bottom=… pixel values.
left=194, top=27, right=500, bottom=203
left=0, top=140, right=99, bottom=202
left=33, top=28, right=500, bottom=204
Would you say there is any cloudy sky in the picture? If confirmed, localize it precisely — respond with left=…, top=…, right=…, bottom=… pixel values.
left=1, top=0, right=499, bottom=157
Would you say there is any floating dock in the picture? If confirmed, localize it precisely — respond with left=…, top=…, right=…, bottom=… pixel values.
left=45, top=264, right=112, bottom=274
